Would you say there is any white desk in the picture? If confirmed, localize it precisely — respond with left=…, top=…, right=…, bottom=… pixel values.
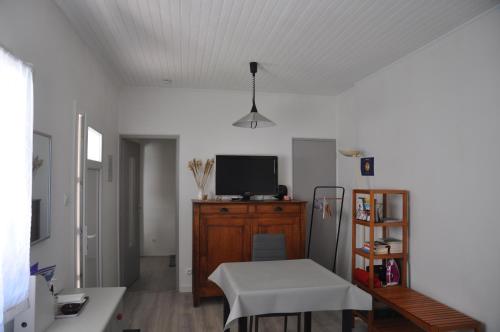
left=47, top=287, right=126, bottom=332
left=209, top=259, right=372, bottom=332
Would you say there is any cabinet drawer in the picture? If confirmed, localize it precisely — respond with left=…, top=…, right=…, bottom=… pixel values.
left=200, top=204, right=248, bottom=214
left=256, top=204, right=300, bottom=214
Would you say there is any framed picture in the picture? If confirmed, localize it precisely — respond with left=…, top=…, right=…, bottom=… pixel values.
left=32, top=131, right=52, bottom=245
left=361, top=157, right=374, bottom=176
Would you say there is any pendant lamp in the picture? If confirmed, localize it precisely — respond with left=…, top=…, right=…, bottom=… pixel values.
left=233, top=62, right=276, bottom=129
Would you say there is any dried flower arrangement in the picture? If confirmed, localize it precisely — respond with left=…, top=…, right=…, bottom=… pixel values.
left=188, top=158, right=214, bottom=199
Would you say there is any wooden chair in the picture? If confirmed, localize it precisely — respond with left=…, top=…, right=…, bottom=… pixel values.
left=249, top=233, right=301, bottom=332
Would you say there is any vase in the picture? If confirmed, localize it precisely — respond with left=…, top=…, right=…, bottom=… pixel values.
left=197, top=188, right=204, bottom=200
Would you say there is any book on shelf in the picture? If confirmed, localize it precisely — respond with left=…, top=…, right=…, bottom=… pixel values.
left=362, top=240, right=390, bottom=255
left=378, top=237, right=403, bottom=253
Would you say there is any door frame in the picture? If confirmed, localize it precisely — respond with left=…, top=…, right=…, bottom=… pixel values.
left=84, top=159, right=103, bottom=287
left=117, top=134, right=180, bottom=290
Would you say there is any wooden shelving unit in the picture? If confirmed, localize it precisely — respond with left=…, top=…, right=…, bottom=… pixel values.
left=351, top=189, right=482, bottom=331
left=351, top=189, right=410, bottom=331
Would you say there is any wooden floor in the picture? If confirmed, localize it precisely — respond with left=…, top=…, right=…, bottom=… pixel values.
left=127, top=256, right=177, bottom=292
left=123, top=256, right=368, bottom=331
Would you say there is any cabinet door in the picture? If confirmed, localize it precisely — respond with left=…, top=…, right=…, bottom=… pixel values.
left=199, top=216, right=251, bottom=288
left=254, top=217, right=303, bottom=259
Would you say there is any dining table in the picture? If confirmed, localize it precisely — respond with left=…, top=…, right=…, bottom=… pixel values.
left=209, top=259, right=372, bottom=332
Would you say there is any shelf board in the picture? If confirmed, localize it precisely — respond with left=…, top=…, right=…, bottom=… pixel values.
left=354, top=248, right=404, bottom=259
left=353, top=189, right=409, bottom=195
left=354, top=280, right=404, bottom=294
left=353, top=219, right=405, bottom=227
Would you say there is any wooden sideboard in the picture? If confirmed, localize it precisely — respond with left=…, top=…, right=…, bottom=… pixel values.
left=192, top=200, right=307, bottom=306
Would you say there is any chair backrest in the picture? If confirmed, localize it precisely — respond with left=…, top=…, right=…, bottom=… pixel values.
left=252, top=233, right=287, bottom=261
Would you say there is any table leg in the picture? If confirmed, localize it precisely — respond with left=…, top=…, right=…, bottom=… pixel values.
left=238, top=317, right=248, bottom=332
left=342, top=310, right=353, bottom=332
left=223, top=297, right=230, bottom=332
left=304, top=312, right=312, bottom=332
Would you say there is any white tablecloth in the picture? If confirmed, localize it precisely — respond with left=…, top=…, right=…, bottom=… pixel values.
left=209, top=259, right=372, bottom=327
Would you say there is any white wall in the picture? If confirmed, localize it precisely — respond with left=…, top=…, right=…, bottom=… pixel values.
left=141, top=140, right=177, bottom=256
left=337, top=7, right=500, bottom=331
left=118, top=87, right=337, bottom=290
left=0, top=0, right=120, bottom=293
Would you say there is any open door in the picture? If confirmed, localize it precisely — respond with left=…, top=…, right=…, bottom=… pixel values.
left=119, top=139, right=141, bottom=287
left=84, top=161, right=102, bottom=287
left=75, top=114, right=103, bottom=288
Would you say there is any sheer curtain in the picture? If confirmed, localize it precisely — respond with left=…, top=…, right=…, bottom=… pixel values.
left=0, top=47, right=33, bottom=330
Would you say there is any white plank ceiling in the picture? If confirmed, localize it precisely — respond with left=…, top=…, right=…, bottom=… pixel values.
left=55, top=0, right=498, bottom=95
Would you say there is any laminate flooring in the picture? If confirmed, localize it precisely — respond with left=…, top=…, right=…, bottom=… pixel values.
left=123, top=256, right=367, bottom=331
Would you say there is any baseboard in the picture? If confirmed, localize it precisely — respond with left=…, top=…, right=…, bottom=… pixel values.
left=140, top=253, right=176, bottom=257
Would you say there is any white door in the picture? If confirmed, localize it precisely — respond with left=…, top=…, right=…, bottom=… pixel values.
left=84, top=162, right=102, bottom=287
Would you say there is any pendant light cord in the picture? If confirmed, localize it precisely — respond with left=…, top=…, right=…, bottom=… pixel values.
left=252, top=72, right=256, bottom=107
left=251, top=64, right=257, bottom=128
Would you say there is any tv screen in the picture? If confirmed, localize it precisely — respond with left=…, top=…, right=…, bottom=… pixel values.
left=216, top=155, right=278, bottom=196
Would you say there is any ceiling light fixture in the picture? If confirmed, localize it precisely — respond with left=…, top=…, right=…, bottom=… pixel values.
left=233, top=62, right=276, bottom=129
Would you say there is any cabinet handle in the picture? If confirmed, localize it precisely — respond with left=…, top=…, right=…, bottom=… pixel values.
left=274, top=206, right=283, bottom=212
left=220, top=207, right=229, bottom=213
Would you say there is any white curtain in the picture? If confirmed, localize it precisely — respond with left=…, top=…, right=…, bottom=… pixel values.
left=0, top=47, right=33, bottom=330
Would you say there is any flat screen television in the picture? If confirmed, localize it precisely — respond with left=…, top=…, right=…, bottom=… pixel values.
left=216, top=155, right=278, bottom=198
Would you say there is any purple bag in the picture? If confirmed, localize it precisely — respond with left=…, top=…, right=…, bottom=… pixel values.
left=386, top=259, right=400, bottom=286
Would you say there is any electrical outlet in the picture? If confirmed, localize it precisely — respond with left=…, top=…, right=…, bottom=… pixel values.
left=186, top=268, right=192, bottom=276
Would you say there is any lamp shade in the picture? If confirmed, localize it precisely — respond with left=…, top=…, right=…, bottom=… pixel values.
left=232, top=108, right=276, bottom=129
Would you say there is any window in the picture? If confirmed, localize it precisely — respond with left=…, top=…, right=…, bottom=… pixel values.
left=0, top=47, right=33, bottom=326
left=87, top=127, right=102, bottom=162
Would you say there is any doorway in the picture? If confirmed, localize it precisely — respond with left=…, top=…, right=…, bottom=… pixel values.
left=119, top=137, right=179, bottom=291
left=292, top=138, right=337, bottom=269
left=75, top=113, right=103, bottom=288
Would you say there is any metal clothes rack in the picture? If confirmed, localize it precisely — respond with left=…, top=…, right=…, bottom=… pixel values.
left=306, top=186, right=345, bottom=273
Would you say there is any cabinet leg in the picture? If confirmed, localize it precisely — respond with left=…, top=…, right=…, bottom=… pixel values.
left=193, top=294, right=200, bottom=307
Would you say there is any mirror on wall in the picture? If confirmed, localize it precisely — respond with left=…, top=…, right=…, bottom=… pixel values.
left=31, top=131, right=52, bottom=245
